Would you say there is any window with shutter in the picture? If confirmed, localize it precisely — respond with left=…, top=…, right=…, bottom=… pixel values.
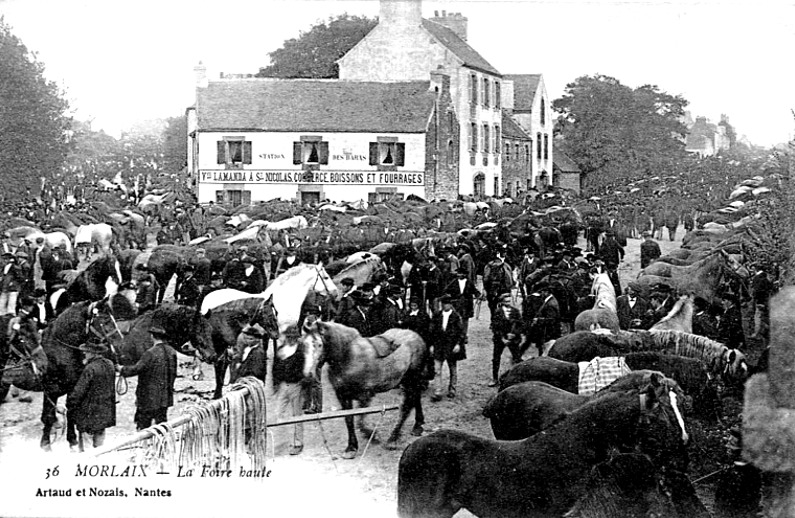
left=295, top=137, right=329, bottom=169
left=369, top=139, right=405, bottom=171
left=544, top=134, right=549, bottom=160
left=218, top=138, right=251, bottom=169
left=217, top=142, right=225, bottom=164
left=537, top=133, right=543, bottom=159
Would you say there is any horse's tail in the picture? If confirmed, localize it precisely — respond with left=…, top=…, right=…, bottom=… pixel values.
left=397, top=434, right=462, bottom=518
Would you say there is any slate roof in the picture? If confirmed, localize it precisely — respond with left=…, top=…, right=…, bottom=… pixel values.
left=501, top=110, right=532, bottom=140
left=504, top=74, right=542, bottom=112
left=196, top=79, right=436, bottom=133
left=422, top=19, right=501, bottom=76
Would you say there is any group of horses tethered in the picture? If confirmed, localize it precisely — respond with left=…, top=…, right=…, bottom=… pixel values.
left=0, top=211, right=760, bottom=517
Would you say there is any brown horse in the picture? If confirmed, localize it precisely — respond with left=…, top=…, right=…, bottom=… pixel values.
left=298, top=320, right=428, bottom=458
left=397, top=374, right=689, bottom=518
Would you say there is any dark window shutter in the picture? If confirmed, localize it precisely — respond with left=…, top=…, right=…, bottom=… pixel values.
left=395, top=143, right=405, bottom=166
left=319, top=142, right=329, bottom=165
left=243, top=191, right=251, bottom=204
left=217, top=141, right=226, bottom=164
left=369, top=143, right=379, bottom=165
left=293, top=142, right=302, bottom=164
left=243, top=141, right=252, bottom=164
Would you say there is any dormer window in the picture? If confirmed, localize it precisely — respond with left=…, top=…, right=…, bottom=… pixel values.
left=217, top=138, right=251, bottom=169
left=369, top=137, right=405, bottom=171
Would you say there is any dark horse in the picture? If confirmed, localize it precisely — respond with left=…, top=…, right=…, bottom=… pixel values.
left=483, top=370, right=684, bottom=440
left=54, top=254, right=122, bottom=315
left=397, top=374, right=689, bottom=518
left=117, top=303, right=217, bottom=367
left=498, top=352, right=719, bottom=419
left=146, top=246, right=189, bottom=304
left=0, top=314, right=45, bottom=402
left=9, top=296, right=135, bottom=450
left=204, top=296, right=279, bottom=399
left=298, top=320, right=428, bottom=458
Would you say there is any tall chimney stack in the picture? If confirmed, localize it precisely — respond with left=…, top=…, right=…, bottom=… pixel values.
left=380, top=0, right=423, bottom=28
left=428, top=11, right=468, bottom=41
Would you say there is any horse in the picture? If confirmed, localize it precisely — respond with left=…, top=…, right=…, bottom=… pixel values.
left=5, top=227, right=73, bottom=254
left=483, top=370, right=682, bottom=440
left=650, top=295, right=693, bottom=333
left=565, top=453, right=710, bottom=518
left=204, top=296, right=280, bottom=399
left=591, top=272, right=616, bottom=313
left=331, top=255, right=385, bottom=288
left=10, top=297, right=134, bottom=450
left=201, top=263, right=338, bottom=333
left=117, top=303, right=218, bottom=366
left=146, top=246, right=189, bottom=304
left=397, top=374, right=689, bottom=518
left=53, top=254, right=123, bottom=315
left=298, top=320, right=427, bottom=458
left=0, top=314, right=45, bottom=402
left=635, top=249, right=749, bottom=303
left=547, top=329, right=748, bottom=387
left=498, top=352, right=718, bottom=419
left=74, top=223, right=114, bottom=258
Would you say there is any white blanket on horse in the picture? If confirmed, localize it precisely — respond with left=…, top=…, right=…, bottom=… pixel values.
left=577, top=356, right=632, bottom=396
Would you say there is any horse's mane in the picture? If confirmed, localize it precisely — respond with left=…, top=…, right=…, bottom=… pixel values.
left=335, top=256, right=382, bottom=278
left=645, top=329, right=726, bottom=364
left=214, top=296, right=261, bottom=314
left=318, top=321, right=363, bottom=343
left=265, top=263, right=315, bottom=293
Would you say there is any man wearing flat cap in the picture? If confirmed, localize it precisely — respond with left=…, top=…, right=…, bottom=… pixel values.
left=371, top=283, right=405, bottom=335
left=117, top=319, right=177, bottom=430
left=67, top=342, right=115, bottom=451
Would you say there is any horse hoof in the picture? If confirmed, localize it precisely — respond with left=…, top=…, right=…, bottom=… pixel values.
left=288, top=444, right=303, bottom=456
left=341, top=450, right=357, bottom=460
left=40, top=443, right=51, bottom=452
left=410, top=426, right=424, bottom=437
left=384, top=440, right=400, bottom=451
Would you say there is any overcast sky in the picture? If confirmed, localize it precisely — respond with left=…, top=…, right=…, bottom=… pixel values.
left=1, top=0, right=793, bottom=146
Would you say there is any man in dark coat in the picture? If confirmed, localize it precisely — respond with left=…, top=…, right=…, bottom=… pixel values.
left=175, top=264, right=202, bottom=308
left=230, top=324, right=267, bottom=384
left=750, top=266, right=774, bottom=343
left=337, top=291, right=371, bottom=337
left=370, top=283, right=405, bottom=335
left=117, top=321, right=178, bottom=430
left=445, top=269, right=480, bottom=344
left=640, top=231, right=662, bottom=269
left=692, top=296, right=720, bottom=340
left=489, top=292, right=524, bottom=386
left=482, top=249, right=514, bottom=315
left=134, top=264, right=160, bottom=314
left=598, top=231, right=625, bottom=270
left=524, top=281, right=561, bottom=356
left=67, top=342, right=116, bottom=451
left=616, top=281, right=650, bottom=330
left=238, top=255, right=265, bottom=294
left=41, top=245, right=74, bottom=295
left=646, top=286, right=677, bottom=327
left=429, top=295, right=465, bottom=401
left=190, top=248, right=212, bottom=292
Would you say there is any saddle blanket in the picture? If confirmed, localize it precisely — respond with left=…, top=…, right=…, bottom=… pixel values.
left=578, top=356, right=632, bottom=396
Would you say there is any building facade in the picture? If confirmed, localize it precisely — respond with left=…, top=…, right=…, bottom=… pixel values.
left=500, top=111, right=533, bottom=198
left=502, top=74, right=553, bottom=188
left=187, top=73, right=459, bottom=204
left=338, top=0, right=503, bottom=197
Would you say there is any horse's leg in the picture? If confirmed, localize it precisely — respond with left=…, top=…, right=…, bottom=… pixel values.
left=340, top=398, right=359, bottom=459
left=357, top=395, right=379, bottom=443
left=65, top=406, right=79, bottom=450
left=213, top=360, right=226, bottom=400
left=40, top=392, right=57, bottom=451
left=386, top=378, right=423, bottom=449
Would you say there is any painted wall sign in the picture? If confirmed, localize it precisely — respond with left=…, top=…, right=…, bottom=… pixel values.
left=199, top=170, right=424, bottom=186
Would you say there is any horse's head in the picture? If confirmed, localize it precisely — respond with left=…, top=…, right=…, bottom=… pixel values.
left=2, top=313, right=46, bottom=386
left=188, top=307, right=218, bottom=364
left=250, top=295, right=279, bottom=342
left=719, top=249, right=750, bottom=280
left=721, top=347, right=749, bottom=388
left=636, top=373, right=690, bottom=469
left=313, top=265, right=339, bottom=299
left=296, top=319, right=325, bottom=379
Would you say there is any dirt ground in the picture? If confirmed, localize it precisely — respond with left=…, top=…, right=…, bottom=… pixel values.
left=0, top=227, right=745, bottom=517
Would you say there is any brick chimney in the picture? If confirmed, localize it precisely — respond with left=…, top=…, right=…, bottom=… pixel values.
left=380, top=0, right=423, bottom=28
left=428, top=11, right=468, bottom=41
left=194, top=61, right=208, bottom=88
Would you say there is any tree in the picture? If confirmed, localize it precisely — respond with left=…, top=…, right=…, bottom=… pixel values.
left=256, top=14, right=377, bottom=79
left=553, top=75, right=689, bottom=194
left=161, top=115, right=188, bottom=174
left=0, top=17, right=71, bottom=197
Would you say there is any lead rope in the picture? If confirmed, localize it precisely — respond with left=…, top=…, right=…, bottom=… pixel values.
left=315, top=419, right=339, bottom=473
left=357, top=405, right=388, bottom=468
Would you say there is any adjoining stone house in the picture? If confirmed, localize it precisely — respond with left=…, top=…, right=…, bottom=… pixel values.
left=186, top=72, right=458, bottom=205
left=552, top=151, right=583, bottom=194
left=685, top=115, right=731, bottom=158
left=339, top=0, right=520, bottom=198
left=500, top=111, right=533, bottom=199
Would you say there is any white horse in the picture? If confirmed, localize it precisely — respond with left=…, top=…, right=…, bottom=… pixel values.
left=201, top=263, right=338, bottom=333
left=74, top=223, right=114, bottom=258
left=591, top=272, right=617, bottom=313
left=5, top=227, right=73, bottom=254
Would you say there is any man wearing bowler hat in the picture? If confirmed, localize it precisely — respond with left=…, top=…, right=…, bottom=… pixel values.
left=117, top=318, right=177, bottom=430
left=67, top=342, right=116, bottom=451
